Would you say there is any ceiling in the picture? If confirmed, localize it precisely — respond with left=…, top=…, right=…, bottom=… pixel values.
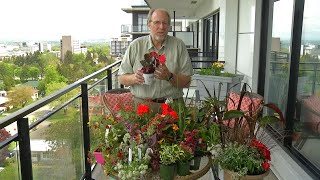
left=144, top=0, right=209, bottom=19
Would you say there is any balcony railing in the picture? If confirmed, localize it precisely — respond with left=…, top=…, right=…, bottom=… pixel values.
left=0, top=60, right=122, bottom=180
left=0, top=56, right=218, bottom=179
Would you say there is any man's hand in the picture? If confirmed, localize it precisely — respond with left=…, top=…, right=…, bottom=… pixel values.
left=155, top=64, right=171, bottom=80
left=118, top=70, right=144, bottom=86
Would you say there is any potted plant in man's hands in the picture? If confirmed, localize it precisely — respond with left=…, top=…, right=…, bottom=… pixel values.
left=140, top=52, right=166, bottom=85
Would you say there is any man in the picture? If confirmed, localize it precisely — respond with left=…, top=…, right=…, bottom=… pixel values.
left=118, top=8, right=193, bottom=112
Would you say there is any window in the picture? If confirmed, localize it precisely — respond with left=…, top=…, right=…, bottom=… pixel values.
left=138, top=14, right=148, bottom=32
left=203, top=12, right=219, bottom=60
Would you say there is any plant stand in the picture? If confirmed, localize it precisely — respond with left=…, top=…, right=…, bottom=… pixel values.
left=193, top=74, right=244, bottom=101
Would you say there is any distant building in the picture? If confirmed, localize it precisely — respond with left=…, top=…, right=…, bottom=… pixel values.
left=121, top=5, right=150, bottom=40
left=39, top=42, right=52, bottom=52
left=0, top=91, right=8, bottom=112
left=60, top=36, right=81, bottom=61
left=110, top=37, right=131, bottom=57
left=20, top=81, right=39, bottom=100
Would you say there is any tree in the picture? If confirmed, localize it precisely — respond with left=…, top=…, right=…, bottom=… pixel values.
left=45, top=82, right=78, bottom=113
left=7, top=86, right=34, bottom=108
left=3, top=76, right=15, bottom=91
left=28, top=66, right=40, bottom=80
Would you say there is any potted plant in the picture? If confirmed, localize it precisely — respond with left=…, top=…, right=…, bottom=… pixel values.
left=216, top=141, right=271, bottom=180
left=193, top=61, right=244, bottom=100
left=140, top=52, right=166, bottom=85
left=159, top=144, right=181, bottom=180
left=200, top=83, right=285, bottom=179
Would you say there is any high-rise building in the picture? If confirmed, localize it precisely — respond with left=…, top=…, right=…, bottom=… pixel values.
left=110, top=37, right=131, bottom=57
left=60, top=35, right=81, bottom=61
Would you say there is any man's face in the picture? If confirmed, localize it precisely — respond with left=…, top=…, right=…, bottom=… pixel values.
left=148, top=10, right=170, bottom=42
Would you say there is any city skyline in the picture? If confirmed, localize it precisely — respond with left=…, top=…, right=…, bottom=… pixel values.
left=0, top=0, right=133, bottom=41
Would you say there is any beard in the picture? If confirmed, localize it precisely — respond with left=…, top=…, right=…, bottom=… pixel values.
left=151, top=33, right=167, bottom=42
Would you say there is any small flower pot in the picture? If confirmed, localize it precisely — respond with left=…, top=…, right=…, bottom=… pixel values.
left=143, top=73, right=154, bottom=85
left=160, top=163, right=176, bottom=180
left=93, top=151, right=105, bottom=165
left=190, top=156, right=201, bottom=170
left=177, top=161, right=190, bottom=176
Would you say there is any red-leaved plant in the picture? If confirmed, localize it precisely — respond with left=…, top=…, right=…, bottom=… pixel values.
left=140, top=52, right=166, bottom=74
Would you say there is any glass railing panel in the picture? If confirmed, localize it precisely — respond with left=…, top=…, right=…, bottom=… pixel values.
left=0, top=142, right=20, bottom=180
left=29, top=98, right=84, bottom=180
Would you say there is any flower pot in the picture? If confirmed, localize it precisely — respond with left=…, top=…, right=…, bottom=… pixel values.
left=190, top=156, right=201, bottom=170
left=160, top=163, right=176, bottom=180
left=224, top=169, right=270, bottom=180
left=93, top=151, right=105, bottom=165
left=177, top=161, right=190, bottom=176
left=193, top=74, right=244, bottom=100
left=143, top=73, right=154, bottom=85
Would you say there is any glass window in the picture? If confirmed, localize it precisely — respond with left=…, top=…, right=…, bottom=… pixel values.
left=138, top=14, right=148, bottom=32
left=266, top=0, right=294, bottom=133
left=294, top=0, right=320, bottom=170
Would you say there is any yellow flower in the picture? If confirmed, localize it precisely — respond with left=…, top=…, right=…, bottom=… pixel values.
left=172, top=124, right=179, bottom=131
left=158, top=138, right=165, bottom=144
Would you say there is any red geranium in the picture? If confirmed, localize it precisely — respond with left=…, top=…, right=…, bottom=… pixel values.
left=158, top=54, right=166, bottom=65
left=137, top=104, right=150, bottom=115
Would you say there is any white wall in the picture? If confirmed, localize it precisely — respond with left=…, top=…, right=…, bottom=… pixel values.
left=220, top=0, right=239, bottom=75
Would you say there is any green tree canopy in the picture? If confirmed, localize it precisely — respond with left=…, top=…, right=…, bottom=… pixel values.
left=7, top=86, right=34, bottom=107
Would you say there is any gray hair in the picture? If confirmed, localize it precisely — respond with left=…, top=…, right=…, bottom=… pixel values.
left=147, top=8, right=171, bottom=25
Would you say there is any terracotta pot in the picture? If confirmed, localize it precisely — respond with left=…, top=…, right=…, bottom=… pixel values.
left=224, top=169, right=270, bottom=180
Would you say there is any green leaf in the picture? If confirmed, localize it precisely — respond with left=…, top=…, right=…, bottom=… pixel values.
left=224, top=110, right=245, bottom=120
left=259, top=116, right=279, bottom=127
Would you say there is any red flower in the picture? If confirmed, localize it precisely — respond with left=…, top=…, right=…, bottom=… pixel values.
left=169, top=111, right=178, bottom=120
left=262, top=161, right=270, bottom=170
left=137, top=104, right=150, bottom=115
left=118, top=152, right=122, bottom=159
left=161, top=103, right=170, bottom=111
left=150, top=51, right=158, bottom=57
left=158, top=54, right=166, bottom=64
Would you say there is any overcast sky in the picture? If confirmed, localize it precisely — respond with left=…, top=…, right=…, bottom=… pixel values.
left=0, top=0, right=134, bottom=41
left=272, top=0, right=320, bottom=41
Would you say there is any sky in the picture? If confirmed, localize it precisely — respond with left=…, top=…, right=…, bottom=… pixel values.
left=272, top=0, right=320, bottom=41
left=0, top=0, right=136, bottom=41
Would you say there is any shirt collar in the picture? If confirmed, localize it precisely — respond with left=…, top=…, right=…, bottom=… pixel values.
left=147, top=35, right=168, bottom=51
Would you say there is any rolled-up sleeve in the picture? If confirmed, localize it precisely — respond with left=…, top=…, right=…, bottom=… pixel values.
left=118, top=45, right=134, bottom=75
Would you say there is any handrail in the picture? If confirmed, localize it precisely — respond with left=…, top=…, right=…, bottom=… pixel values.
left=0, top=60, right=122, bottom=129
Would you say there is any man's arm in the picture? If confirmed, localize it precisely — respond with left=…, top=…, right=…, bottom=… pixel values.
left=155, top=64, right=191, bottom=88
left=168, top=73, right=191, bottom=88
left=118, top=71, right=144, bottom=86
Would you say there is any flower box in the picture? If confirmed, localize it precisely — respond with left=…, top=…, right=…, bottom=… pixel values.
left=193, top=74, right=244, bottom=100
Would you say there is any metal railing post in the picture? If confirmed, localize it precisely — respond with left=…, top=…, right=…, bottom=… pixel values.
left=107, top=69, right=112, bottom=90
left=81, top=83, right=92, bottom=180
left=17, top=117, right=33, bottom=180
